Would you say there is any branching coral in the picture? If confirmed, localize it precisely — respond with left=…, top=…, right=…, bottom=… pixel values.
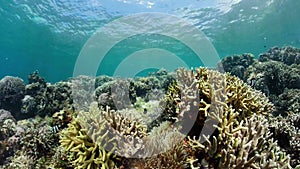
left=127, top=142, right=188, bottom=169
left=60, top=102, right=148, bottom=168
left=187, top=114, right=290, bottom=168
left=119, top=121, right=188, bottom=169
left=151, top=67, right=288, bottom=168
left=60, top=116, right=116, bottom=169
left=78, top=103, right=147, bottom=158
left=154, top=67, right=273, bottom=136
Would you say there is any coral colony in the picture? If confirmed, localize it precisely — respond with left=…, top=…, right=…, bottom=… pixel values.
left=0, top=46, right=299, bottom=168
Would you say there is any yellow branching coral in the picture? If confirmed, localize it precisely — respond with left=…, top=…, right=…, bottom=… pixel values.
left=59, top=117, right=116, bottom=169
left=187, top=114, right=291, bottom=168
left=60, top=102, right=149, bottom=169
left=161, top=67, right=273, bottom=137
left=158, top=67, right=290, bottom=168
left=79, top=102, right=148, bottom=158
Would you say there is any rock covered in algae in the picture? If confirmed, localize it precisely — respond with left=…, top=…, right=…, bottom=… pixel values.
left=0, top=76, right=25, bottom=117
left=269, top=111, right=300, bottom=168
left=217, top=53, right=255, bottom=79
left=259, top=46, right=300, bottom=65
left=94, top=69, right=175, bottom=110
left=21, top=71, right=73, bottom=118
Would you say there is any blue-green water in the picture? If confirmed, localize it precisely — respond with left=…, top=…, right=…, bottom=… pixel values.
left=0, top=0, right=300, bottom=82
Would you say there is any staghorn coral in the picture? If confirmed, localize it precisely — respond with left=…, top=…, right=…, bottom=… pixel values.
left=119, top=121, right=188, bottom=169
left=219, top=46, right=300, bottom=117
left=152, top=67, right=273, bottom=135
left=60, top=102, right=152, bottom=168
left=126, top=142, right=188, bottom=169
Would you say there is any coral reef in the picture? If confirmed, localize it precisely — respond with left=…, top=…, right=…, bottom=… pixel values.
left=0, top=58, right=299, bottom=169
left=187, top=114, right=290, bottom=168
left=219, top=46, right=300, bottom=117
left=0, top=76, right=25, bottom=117
left=125, top=142, right=188, bottom=169
left=244, top=60, right=300, bottom=96
left=273, top=89, right=300, bottom=116
left=259, top=46, right=300, bottom=65
left=217, top=53, right=256, bottom=79
left=0, top=109, right=17, bottom=165
left=151, top=67, right=289, bottom=168
left=70, top=75, right=96, bottom=111
left=21, top=71, right=73, bottom=118
left=94, top=69, right=175, bottom=110
left=95, top=75, right=114, bottom=88
left=94, top=79, right=136, bottom=110
left=18, top=117, right=59, bottom=158
left=0, top=115, right=60, bottom=168
left=59, top=102, right=143, bottom=169
left=269, top=111, right=300, bottom=168
left=1, top=150, right=35, bottom=169
left=0, top=109, right=16, bottom=140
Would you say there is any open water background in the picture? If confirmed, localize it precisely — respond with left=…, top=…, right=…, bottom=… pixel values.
left=0, top=0, right=299, bottom=82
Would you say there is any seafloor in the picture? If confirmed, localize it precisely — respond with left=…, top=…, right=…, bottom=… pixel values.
left=0, top=46, right=299, bottom=169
